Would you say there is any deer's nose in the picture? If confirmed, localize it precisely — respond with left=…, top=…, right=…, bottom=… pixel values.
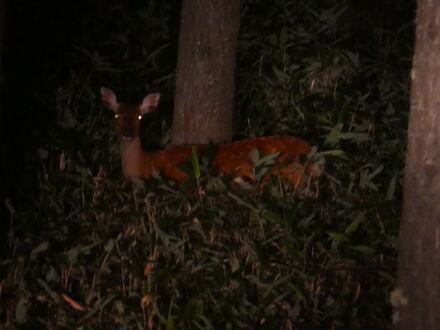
left=121, top=130, right=134, bottom=140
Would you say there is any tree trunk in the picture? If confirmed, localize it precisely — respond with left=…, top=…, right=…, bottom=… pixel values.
left=171, top=0, right=240, bottom=146
left=393, top=1, right=440, bottom=329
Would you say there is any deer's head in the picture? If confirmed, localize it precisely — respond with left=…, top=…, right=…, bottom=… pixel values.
left=100, top=87, right=160, bottom=141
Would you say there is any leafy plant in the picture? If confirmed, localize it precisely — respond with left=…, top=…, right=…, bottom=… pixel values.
left=1, top=0, right=413, bottom=328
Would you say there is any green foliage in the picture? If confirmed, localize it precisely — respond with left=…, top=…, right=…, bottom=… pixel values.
left=1, top=0, right=413, bottom=328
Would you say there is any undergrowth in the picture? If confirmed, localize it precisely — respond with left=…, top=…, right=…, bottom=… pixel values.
left=1, top=0, right=413, bottom=328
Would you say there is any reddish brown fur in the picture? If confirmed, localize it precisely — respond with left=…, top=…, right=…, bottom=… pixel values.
left=101, top=87, right=320, bottom=187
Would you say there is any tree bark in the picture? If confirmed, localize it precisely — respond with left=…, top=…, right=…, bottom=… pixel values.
left=171, top=0, right=240, bottom=146
left=393, top=1, right=440, bottom=329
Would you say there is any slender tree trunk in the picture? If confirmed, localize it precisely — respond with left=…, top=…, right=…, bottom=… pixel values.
left=171, top=0, right=240, bottom=146
left=393, top=1, right=440, bottom=329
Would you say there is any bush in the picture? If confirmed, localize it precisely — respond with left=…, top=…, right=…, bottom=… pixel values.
left=1, top=0, right=413, bottom=328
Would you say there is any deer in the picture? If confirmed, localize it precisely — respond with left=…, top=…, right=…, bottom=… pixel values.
left=100, top=87, right=320, bottom=188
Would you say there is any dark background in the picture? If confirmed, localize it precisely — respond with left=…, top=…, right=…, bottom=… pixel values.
left=0, top=0, right=183, bottom=237
left=0, top=0, right=415, bottom=246
left=0, top=0, right=417, bottom=327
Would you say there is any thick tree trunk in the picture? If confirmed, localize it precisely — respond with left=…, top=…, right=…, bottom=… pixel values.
left=171, top=0, right=240, bottom=146
left=393, top=1, right=440, bottom=329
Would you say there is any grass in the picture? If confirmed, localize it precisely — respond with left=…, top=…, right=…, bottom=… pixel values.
left=1, top=0, right=413, bottom=328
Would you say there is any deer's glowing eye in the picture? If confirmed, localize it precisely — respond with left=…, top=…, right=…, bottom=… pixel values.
left=114, top=114, right=120, bottom=119
left=138, top=115, right=142, bottom=120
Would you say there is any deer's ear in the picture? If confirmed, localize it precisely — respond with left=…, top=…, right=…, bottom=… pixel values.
left=100, top=87, right=119, bottom=112
left=139, top=93, right=160, bottom=114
